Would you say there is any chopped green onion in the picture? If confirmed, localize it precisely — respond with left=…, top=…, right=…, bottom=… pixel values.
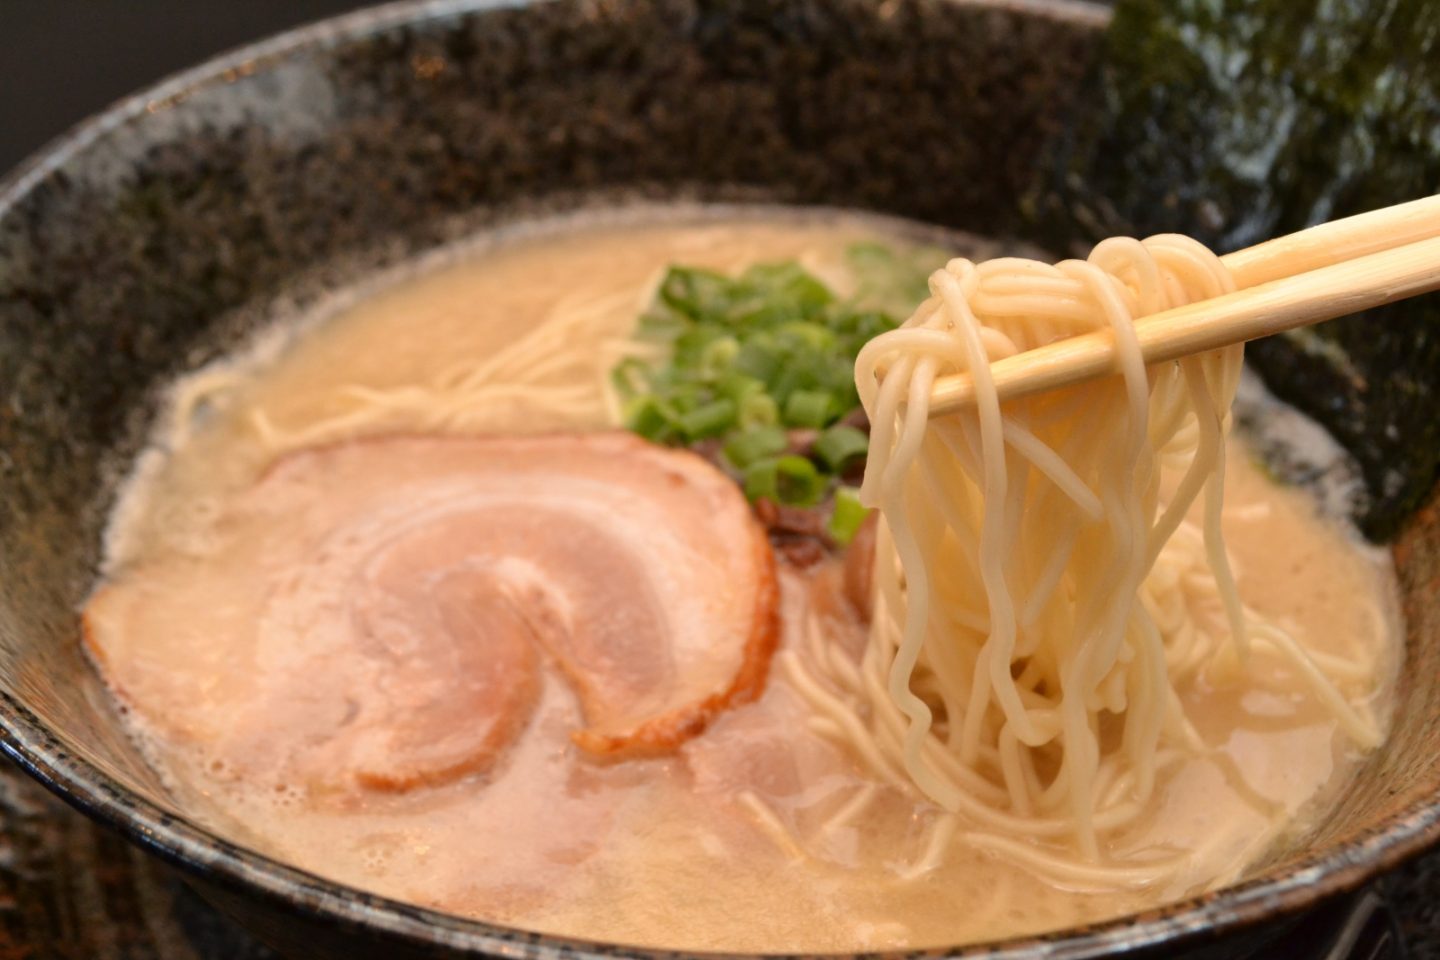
left=636, top=307, right=687, bottom=340
left=717, top=373, right=765, bottom=403
left=738, top=391, right=780, bottom=429
left=742, top=262, right=834, bottom=317
left=625, top=396, right=674, bottom=443
left=784, top=389, right=835, bottom=428
left=700, top=337, right=741, bottom=378
left=660, top=267, right=732, bottom=318
left=734, top=339, right=783, bottom=382
left=827, top=486, right=870, bottom=546
left=677, top=399, right=737, bottom=440
left=744, top=455, right=827, bottom=507
left=610, top=357, right=649, bottom=400
left=776, top=456, right=828, bottom=506
left=776, top=321, right=836, bottom=353
left=673, top=325, right=727, bottom=367
left=615, top=253, right=916, bottom=506
left=813, top=424, right=869, bottom=472
left=723, top=426, right=788, bottom=469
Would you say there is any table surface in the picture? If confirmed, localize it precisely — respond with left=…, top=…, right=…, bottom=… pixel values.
left=2, top=2, right=1439, bottom=959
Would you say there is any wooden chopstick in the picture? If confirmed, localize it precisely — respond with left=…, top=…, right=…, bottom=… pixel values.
left=1223, top=194, right=1440, bottom=287
left=923, top=196, right=1440, bottom=417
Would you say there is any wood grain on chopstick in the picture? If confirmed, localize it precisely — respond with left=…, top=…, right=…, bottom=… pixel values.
left=1221, top=194, right=1440, bottom=288
left=921, top=196, right=1440, bottom=416
left=927, top=232, right=1440, bottom=417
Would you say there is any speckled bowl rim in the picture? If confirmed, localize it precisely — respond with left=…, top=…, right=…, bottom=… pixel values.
left=1, top=1, right=1438, bottom=957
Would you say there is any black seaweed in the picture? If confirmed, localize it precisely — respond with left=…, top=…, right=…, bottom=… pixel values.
left=1033, top=0, right=1440, bottom=541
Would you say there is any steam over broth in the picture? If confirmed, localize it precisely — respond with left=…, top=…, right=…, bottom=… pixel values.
left=87, top=210, right=1399, bottom=951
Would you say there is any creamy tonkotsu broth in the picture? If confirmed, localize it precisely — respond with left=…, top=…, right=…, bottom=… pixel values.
left=85, top=210, right=1399, bottom=951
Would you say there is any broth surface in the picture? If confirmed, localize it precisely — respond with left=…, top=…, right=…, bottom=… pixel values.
left=89, top=209, right=1399, bottom=951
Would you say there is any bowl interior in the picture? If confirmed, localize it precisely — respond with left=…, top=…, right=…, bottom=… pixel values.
left=1, top=0, right=1438, bottom=956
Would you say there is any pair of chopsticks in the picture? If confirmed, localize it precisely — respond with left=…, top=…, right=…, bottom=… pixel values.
left=925, top=195, right=1440, bottom=416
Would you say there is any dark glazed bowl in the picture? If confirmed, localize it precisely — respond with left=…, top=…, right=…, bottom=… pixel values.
left=1, top=1, right=1438, bottom=958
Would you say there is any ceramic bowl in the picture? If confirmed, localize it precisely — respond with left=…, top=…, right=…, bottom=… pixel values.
left=2, top=1, right=1438, bottom=958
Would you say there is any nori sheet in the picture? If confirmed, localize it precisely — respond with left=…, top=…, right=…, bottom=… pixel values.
left=1030, top=0, right=1440, bottom=541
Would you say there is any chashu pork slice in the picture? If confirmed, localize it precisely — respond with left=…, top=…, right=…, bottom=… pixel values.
left=85, top=432, right=779, bottom=794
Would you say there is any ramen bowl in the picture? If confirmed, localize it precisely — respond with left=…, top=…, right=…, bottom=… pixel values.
left=1, top=1, right=1438, bottom=957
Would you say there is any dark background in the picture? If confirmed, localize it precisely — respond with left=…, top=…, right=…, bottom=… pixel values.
left=0, top=1, right=367, bottom=175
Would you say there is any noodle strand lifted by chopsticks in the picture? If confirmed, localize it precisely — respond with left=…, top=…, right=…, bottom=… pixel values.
left=788, top=234, right=1379, bottom=888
